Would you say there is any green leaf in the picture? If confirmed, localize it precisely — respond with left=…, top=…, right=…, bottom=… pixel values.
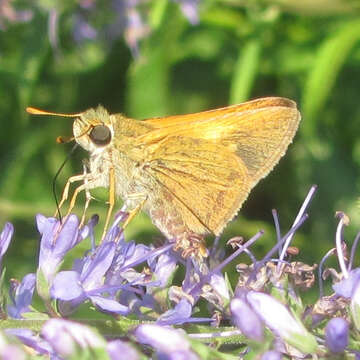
left=15, top=13, right=49, bottom=126
left=0, top=268, right=7, bottom=317
left=302, top=19, right=360, bottom=137
left=149, top=0, right=169, bottom=29
left=69, top=347, right=110, bottom=360
left=0, top=319, right=45, bottom=332
left=22, top=311, right=50, bottom=320
left=79, top=317, right=140, bottom=338
left=229, top=39, right=261, bottom=104
left=126, top=3, right=185, bottom=119
left=190, top=337, right=239, bottom=360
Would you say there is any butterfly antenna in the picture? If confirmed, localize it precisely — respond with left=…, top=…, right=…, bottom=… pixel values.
left=26, top=107, right=83, bottom=117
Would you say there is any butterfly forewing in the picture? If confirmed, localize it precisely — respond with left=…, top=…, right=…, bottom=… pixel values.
left=145, top=137, right=249, bottom=235
left=139, top=98, right=300, bottom=235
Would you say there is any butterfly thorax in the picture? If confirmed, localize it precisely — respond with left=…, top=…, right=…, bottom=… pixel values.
left=73, top=106, right=158, bottom=210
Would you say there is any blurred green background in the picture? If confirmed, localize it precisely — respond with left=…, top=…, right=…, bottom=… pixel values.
left=1, top=0, right=360, bottom=282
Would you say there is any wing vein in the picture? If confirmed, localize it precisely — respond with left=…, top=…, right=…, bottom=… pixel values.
left=148, top=167, right=213, bottom=233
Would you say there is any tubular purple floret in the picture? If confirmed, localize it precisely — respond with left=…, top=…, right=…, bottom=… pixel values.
left=248, top=213, right=308, bottom=285
left=189, top=230, right=265, bottom=298
left=120, top=243, right=174, bottom=272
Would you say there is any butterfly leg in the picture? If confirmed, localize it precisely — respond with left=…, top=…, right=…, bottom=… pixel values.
left=51, top=179, right=98, bottom=241
left=55, top=173, right=89, bottom=217
left=100, top=166, right=115, bottom=241
left=179, top=233, right=208, bottom=259
left=66, top=178, right=97, bottom=218
left=80, top=165, right=95, bottom=227
left=122, top=193, right=148, bottom=229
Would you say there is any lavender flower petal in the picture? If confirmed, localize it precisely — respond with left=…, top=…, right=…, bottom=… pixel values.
left=174, top=0, right=199, bottom=25
left=107, top=339, right=139, bottom=360
left=41, top=319, right=106, bottom=357
left=81, top=241, right=116, bottom=290
left=51, top=271, right=83, bottom=301
left=8, top=273, right=36, bottom=319
left=158, top=350, right=199, bottom=360
left=325, top=318, right=349, bottom=353
left=351, top=281, right=360, bottom=331
left=230, top=297, right=263, bottom=341
left=0, top=344, right=27, bottom=360
left=152, top=252, right=178, bottom=288
left=261, top=350, right=282, bottom=360
left=37, top=214, right=87, bottom=282
left=209, top=272, right=229, bottom=301
left=135, top=325, right=199, bottom=359
left=6, top=329, right=53, bottom=355
left=333, top=268, right=360, bottom=298
left=135, top=324, right=191, bottom=353
left=89, top=295, right=129, bottom=315
left=73, top=14, right=97, bottom=43
left=0, top=222, right=13, bottom=261
left=157, top=299, right=192, bottom=325
left=247, top=291, right=318, bottom=353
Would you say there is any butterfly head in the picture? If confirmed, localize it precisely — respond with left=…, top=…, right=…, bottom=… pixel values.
left=73, top=106, right=114, bottom=154
left=26, top=105, right=114, bottom=155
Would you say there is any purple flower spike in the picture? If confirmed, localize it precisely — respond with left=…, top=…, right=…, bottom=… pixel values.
left=41, top=319, right=106, bottom=357
left=325, top=318, right=349, bottom=353
left=0, top=222, right=14, bottom=267
left=8, top=273, right=36, bottom=319
left=230, top=297, right=263, bottom=341
left=37, top=214, right=87, bottom=282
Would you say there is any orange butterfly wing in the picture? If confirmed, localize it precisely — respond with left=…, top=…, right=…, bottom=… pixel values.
left=135, top=97, right=300, bottom=235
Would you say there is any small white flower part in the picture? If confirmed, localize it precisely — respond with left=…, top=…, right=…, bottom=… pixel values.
left=247, top=291, right=317, bottom=354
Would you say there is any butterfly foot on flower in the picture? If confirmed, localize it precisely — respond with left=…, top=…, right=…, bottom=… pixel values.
left=175, top=233, right=208, bottom=260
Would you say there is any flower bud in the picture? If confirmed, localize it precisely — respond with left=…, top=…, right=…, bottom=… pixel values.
left=325, top=318, right=349, bottom=353
left=247, top=291, right=318, bottom=354
left=230, top=297, right=263, bottom=341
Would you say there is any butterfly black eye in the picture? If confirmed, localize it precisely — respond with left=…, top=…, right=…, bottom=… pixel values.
left=89, top=125, right=111, bottom=146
